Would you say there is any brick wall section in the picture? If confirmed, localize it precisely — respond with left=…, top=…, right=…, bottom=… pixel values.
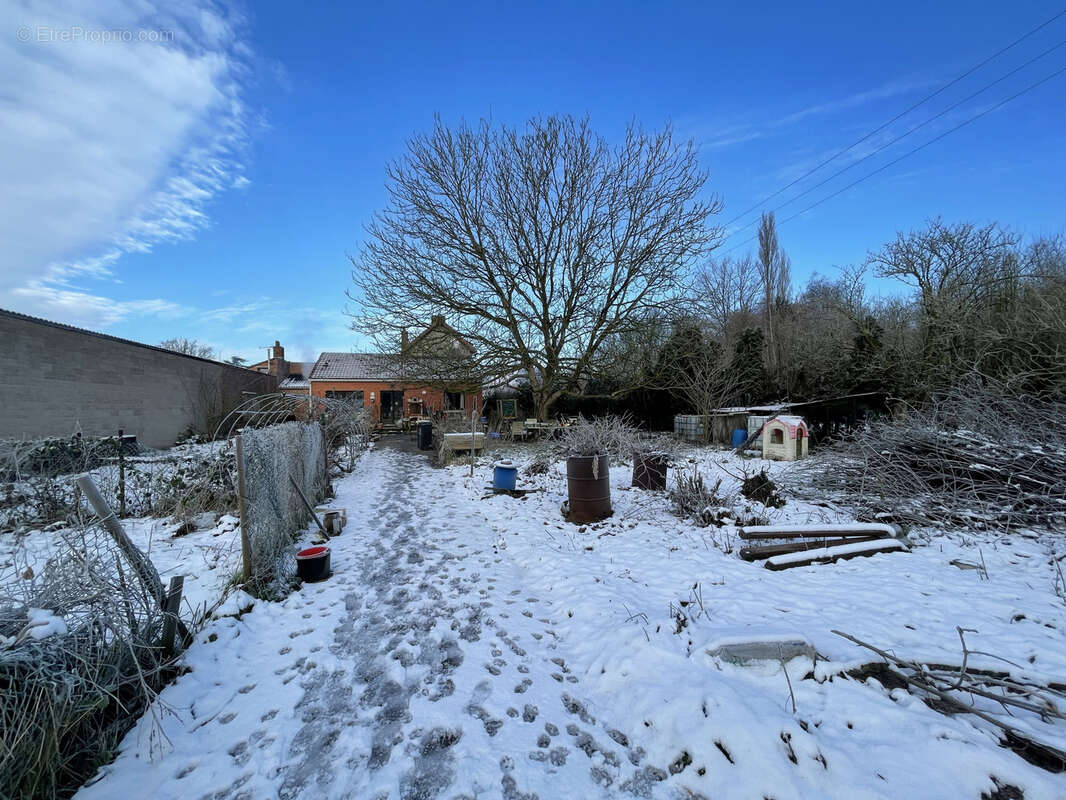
left=1, top=310, right=276, bottom=447
left=310, top=380, right=481, bottom=423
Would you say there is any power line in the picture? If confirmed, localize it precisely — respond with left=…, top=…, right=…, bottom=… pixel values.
left=721, top=64, right=1066, bottom=256
left=721, top=36, right=1066, bottom=243
left=719, top=6, right=1066, bottom=230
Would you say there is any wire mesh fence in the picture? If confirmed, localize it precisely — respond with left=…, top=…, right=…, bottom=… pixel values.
left=237, top=421, right=328, bottom=597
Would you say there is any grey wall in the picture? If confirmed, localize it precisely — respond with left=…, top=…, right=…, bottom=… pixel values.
left=2, top=310, right=277, bottom=448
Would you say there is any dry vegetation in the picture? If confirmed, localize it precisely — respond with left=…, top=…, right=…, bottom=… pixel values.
left=789, top=380, right=1066, bottom=531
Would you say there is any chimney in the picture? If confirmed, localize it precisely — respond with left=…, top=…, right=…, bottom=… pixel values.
left=401, top=328, right=409, bottom=350
left=268, top=340, right=288, bottom=379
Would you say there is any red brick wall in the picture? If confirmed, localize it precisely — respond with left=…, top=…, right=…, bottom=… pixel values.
left=310, top=381, right=482, bottom=424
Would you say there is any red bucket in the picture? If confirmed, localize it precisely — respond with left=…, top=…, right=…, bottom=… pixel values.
left=296, top=545, right=331, bottom=582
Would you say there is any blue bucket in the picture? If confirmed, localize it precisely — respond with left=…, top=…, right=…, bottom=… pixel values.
left=731, top=428, right=748, bottom=448
left=493, top=460, right=518, bottom=491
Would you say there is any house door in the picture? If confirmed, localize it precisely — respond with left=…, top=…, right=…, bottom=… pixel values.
left=796, top=430, right=804, bottom=459
left=380, top=390, right=404, bottom=422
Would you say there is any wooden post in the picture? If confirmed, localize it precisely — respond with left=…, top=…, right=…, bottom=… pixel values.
left=76, top=474, right=193, bottom=645
left=77, top=474, right=164, bottom=602
left=235, top=433, right=253, bottom=583
left=161, top=575, right=184, bottom=655
left=470, top=397, right=477, bottom=478
left=117, top=428, right=126, bottom=518
left=289, top=474, right=328, bottom=535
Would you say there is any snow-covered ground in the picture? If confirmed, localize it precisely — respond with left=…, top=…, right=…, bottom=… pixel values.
left=69, top=439, right=1066, bottom=799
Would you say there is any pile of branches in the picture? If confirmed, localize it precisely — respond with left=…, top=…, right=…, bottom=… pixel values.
left=835, top=628, right=1066, bottom=772
left=791, top=380, right=1066, bottom=530
left=0, top=521, right=183, bottom=799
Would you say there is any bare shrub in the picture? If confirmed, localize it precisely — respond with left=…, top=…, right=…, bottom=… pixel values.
left=562, top=415, right=644, bottom=459
left=670, top=469, right=724, bottom=525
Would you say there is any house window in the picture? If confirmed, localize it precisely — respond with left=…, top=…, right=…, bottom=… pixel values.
left=445, top=391, right=463, bottom=410
left=771, top=428, right=784, bottom=444
left=325, top=390, right=364, bottom=407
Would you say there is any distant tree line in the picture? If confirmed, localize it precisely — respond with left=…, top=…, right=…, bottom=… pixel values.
left=597, top=215, right=1066, bottom=423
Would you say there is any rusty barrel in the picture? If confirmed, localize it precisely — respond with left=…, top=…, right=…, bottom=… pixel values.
left=566, top=454, right=612, bottom=523
left=632, top=452, right=668, bottom=490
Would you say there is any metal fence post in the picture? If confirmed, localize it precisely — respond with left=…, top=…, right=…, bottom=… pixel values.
left=235, top=433, right=253, bottom=582
left=117, top=428, right=126, bottom=518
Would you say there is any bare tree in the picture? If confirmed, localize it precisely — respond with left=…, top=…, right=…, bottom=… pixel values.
left=698, top=253, right=760, bottom=347
left=348, top=115, right=722, bottom=420
left=866, top=219, right=1020, bottom=386
left=159, top=338, right=214, bottom=359
left=756, top=211, right=790, bottom=374
left=657, top=320, right=740, bottom=417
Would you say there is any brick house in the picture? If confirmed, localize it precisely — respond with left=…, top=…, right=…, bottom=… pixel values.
left=248, top=341, right=314, bottom=396
left=308, top=317, right=482, bottom=426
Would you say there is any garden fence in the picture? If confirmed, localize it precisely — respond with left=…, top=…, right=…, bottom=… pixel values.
left=236, top=421, right=328, bottom=596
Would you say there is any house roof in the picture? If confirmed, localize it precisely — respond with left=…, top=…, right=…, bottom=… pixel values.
left=405, top=316, right=474, bottom=355
left=309, top=352, right=400, bottom=382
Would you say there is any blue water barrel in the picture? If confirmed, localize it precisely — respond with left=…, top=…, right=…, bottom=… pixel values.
left=493, top=460, right=518, bottom=491
left=731, top=428, right=748, bottom=448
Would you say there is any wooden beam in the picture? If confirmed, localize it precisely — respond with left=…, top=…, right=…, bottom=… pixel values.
left=740, top=536, right=884, bottom=561
left=161, top=575, right=184, bottom=655
left=739, top=523, right=900, bottom=540
left=765, top=540, right=907, bottom=570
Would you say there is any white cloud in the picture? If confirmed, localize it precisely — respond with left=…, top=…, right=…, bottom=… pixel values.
left=0, top=0, right=251, bottom=323
left=683, top=78, right=936, bottom=152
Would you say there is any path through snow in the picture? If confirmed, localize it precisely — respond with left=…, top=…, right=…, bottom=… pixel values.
left=78, top=445, right=679, bottom=800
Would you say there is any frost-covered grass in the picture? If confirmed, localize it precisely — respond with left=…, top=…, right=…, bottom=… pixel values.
left=61, top=440, right=1066, bottom=800
left=1, top=511, right=243, bottom=625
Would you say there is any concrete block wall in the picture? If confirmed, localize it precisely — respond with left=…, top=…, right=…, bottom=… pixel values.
left=1, top=310, right=276, bottom=448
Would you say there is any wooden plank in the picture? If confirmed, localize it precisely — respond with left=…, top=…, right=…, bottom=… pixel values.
left=765, top=540, right=907, bottom=570
left=77, top=474, right=164, bottom=601
left=733, top=413, right=780, bottom=454
left=740, top=536, right=884, bottom=561
left=235, top=434, right=253, bottom=582
left=740, top=528, right=894, bottom=541
left=289, top=475, right=328, bottom=535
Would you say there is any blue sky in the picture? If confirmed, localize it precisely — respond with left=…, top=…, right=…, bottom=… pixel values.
left=3, top=0, right=1064, bottom=363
